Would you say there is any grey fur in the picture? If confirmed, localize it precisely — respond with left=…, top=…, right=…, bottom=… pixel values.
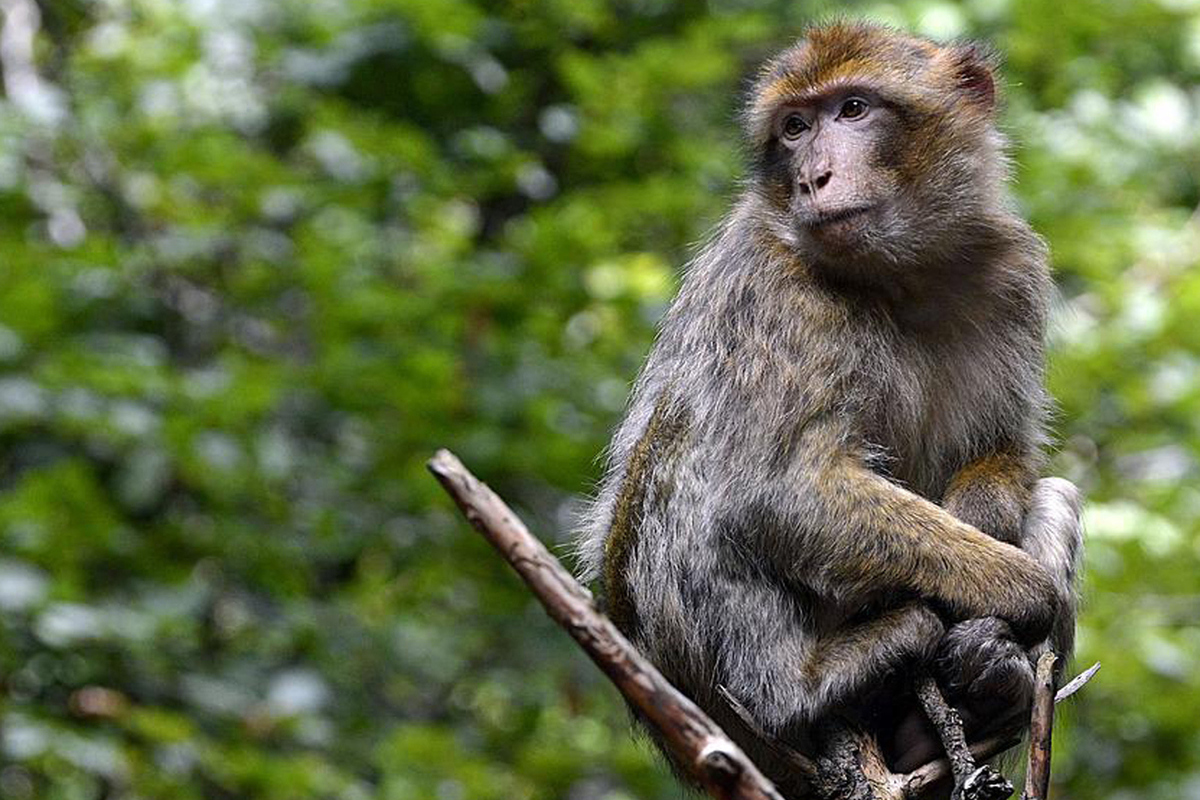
left=575, top=24, right=1082, bottom=797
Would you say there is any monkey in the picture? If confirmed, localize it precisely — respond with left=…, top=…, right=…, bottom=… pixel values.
left=575, top=21, right=1083, bottom=798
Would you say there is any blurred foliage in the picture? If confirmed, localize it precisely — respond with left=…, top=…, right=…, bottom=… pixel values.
left=0, top=0, right=1198, bottom=798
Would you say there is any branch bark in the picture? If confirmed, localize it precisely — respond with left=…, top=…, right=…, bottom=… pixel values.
left=1022, top=652, right=1058, bottom=800
left=914, top=674, right=1012, bottom=800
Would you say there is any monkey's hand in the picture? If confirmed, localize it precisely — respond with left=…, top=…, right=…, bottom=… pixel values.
left=934, top=617, right=1035, bottom=739
left=933, top=573, right=1056, bottom=649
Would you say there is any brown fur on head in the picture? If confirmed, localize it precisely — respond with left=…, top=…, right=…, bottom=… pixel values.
left=744, top=22, right=999, bottom=145
left=745, top=22, right=1012, bottom=280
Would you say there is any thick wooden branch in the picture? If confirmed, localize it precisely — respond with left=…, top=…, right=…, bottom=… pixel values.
left=428, top=449, right=1098, bottom=800
left=427, top=449, right=787, bottom=800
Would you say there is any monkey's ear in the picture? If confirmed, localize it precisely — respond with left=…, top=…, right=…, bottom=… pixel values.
left=950, top=44, right=997, bottom=111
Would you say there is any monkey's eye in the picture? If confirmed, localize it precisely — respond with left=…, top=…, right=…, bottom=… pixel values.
left=781, top=113, right=810, bottom=139
left=838, top=97, right=870, bottom=120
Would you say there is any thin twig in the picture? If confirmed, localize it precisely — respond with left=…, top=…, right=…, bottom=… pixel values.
left=1055, top=661, right=1099, bottom=704
left=914, top=675, right=1012, bottom=800
left=1022, top=652, right=1058, bottom=800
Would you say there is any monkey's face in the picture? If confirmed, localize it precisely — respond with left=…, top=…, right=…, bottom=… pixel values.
left=766, top=91, right=900, bottom=256
left=746, top=23, right=1004, bottom=279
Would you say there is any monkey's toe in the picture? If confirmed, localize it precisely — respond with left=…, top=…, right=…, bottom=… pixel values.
left=961, top=764, right=1014, bottom=800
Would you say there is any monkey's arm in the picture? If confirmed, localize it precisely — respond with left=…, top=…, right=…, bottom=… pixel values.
left=774, top=430, right=1058, bottom=643
left=942, top=452, right=1036, bottom=545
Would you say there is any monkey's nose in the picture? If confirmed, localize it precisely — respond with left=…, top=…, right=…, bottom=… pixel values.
left=797, top=170, right=833, bottom=195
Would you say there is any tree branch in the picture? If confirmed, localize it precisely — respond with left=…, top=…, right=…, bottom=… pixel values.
left=1055, top=660, right=1099, bottom=703
left=914, top=674, right=1013, bottom=800
left=427, top=449, right=786, bottom=800
left=1022, top=652, right=1058, bottom=800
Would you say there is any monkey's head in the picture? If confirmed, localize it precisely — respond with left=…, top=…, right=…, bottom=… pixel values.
left=746, top=22, right=1009, bottom=279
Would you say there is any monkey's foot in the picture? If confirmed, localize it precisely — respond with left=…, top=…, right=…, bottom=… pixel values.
left=954, top=764, right=1012, bottom=800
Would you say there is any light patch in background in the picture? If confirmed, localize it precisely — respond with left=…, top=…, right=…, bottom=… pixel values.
left=180, top=673, right=257, bottom=717
left=967, top=0, right=1010, bottom=22
left=858, top=4, right=908, bottom=27
left=539, top=105, right=580, bottom=143
left=1158, top=0, right=1200, bottom=12
left=194, top=431, right=245, bottom=473
left=0, top=323, right=23, bottom=360
left=585, top=252, right=673, bottom=301
left=517, top=163, right=558, bottom=201
left=1127, top=81, right=1192, bottom=144
left=1085, top=500, right=1184, bottom=558
left=267, top=668, right=331, bottom=716
left=0, top=560, right=48, bottom=612
left=914, top=2, right=967, bottom=38
left=307, top=130, right=370, bottom=183
left=0, top=377, right=46, bottom=421
left=35, top=603, right=105, bottom=647
left=1119, top=283, right=1167, bottom=337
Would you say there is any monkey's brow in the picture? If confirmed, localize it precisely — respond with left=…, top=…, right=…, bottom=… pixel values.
left=769, top=78, right=880, bottom=108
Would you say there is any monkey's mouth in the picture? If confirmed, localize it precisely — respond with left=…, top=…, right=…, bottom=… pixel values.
left=804, top=205, right=876, bottom=230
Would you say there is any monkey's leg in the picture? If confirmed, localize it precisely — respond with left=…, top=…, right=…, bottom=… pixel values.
left=942, top=452, right=1035, bottom=546
left=719, top=601, right=943, bottom=742
left=795, top=602, right=946, bottom=717
left=710, top=603, right=940, bottom=799
left=796, top=606, right=945, bottom=799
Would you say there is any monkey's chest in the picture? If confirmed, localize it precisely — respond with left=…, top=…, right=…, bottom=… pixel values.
left=858, top=351, right=1009, bottom=499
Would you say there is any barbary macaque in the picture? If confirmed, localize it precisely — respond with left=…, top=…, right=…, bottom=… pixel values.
left=577, top=21, right=1082, bottom=797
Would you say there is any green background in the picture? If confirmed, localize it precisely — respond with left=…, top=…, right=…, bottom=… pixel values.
left=0, top=0, right=1198, bottom=798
